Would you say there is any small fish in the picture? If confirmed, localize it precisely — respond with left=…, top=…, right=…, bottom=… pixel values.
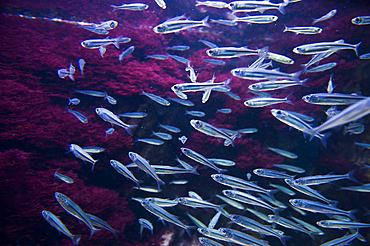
left=58, top=63, right=75, bottom=81
left=293, top=40, right=361, bottom=56
left=168, top=54, right=190, bottom=64
left=54, top=171, right=74, bottom=184
left=110, top=159, right=142, bottom=187
left=198, top=228, right=231, bottom=242
left=253, top=168, right=295, bottom=179
left=313, top=9, right=337, bottom=24
left=158, top=123, right=181, bottom=133
left=95, top=108, right=137, bottom=136
left=187, top=212, right=207, bottom=228
left=343, top=123, right=364, bottom=135
left=78, top=59, right=85, bottom=76
left=291, top=216, right=324, bottom=235
left=170, top=180, right=188, bottom=185
left=216, top=195, right=245, bottom=210
left=206, top=46, right=260, bottom=58
left=152, top=165, right=199, bottom=175
left=118, top=112, right=148, bottom=118
left=176, top=197, right=225, bottom=211
left=118, top=46, right=135, bottom=62
left=354, top=141, right=370, bottom=149
left=216, top=108, right=232, bottom=114
left=227, top=0, right=288, bottom=14
left=272, top=164, right=306, bottom=173
left=86, top=213, right=119, bottom=239
left=218, top=228, right=270, bottom=246
left=203, top=59, right=226, bottom=65
left=306, top=62, right=337, bottom=73
left=268, top=52, right=295, bottom=64
left=317, top=220, right=370, bottom=229
left=268, top=215, right=316, bottom=239
left=246, top=208, right=274, bottom=223
left=293, top=170, right=357, bottom=186
left=327, top=73, right=335, bottom=93
left=340, top=184, right=370, bottom=192
left=42, top=211, right=81, bottom=246
left=284, top=25, right=322, bottom=35
left=138, top=218, right=153, bottom=238
left=175, top=157, right=193, bottom=169
left=165, top=45, right=190, bottom=51
left=231, top=67, right=302, bottom=82
left=141, top=199, right=194, bottom=236
left=248, top=79, right=307, bottom=91
left=81, top=36, right=131, bottom=55
left=360, top=52, right=370, bottom=59
left=167, top=97, right=195, bottom=106
left=283, top=110, right=315, bottom=122
left=129, top=152, right=165, bottom=190
left=245, top=96, right=293, bottom=107
left=69, top=144, right=98, bottom=171
left=74, top=89, right=106, bottom=97
left=210, top=18, right=238, bottom=26
left=68, top=98, right=80, bottom=106
left=208, top=211, right=222, bottom=229
left=269, top=183, right=295, bottom=196
left=233, top=15, right=278, bottom=24
left=133, top=186, right=162, bottom=193
left=185, top=110, right=206, bottom=117
left=151, top=131, right=172, bottom=140
left=196, top=0, right=229, bottom=8
left=145, top=54, right=169, bottom=60
left=55, top=192, right=100, bottom=239
left=155, top=0, right=167, bottom=9
left=351, top=16, right=370, bottom=25
left=111, top=3, right=148, bottom=11
left=135, top=138, right=164, bottom=146
left=185, top=62, right=197, bottom=82
left=145, top=198, right=178, bottom=207
left=199, top=39, right=218, bottom=48
left=104, top=93, right=117, bottom=105
left=178, top=135, right=188, bottom=144
left=285, top=179, right=335, bottom=204
left=141, top=90, right=170, bottom=106
left=208, top=158, right=235, bottom=166
left=181, top=147, right=227, bottom=173
left=320, top=230, right=359, bottom=246
left=225, top=91, right=241, bottom=100
left=153, top=15, right=209, bottom=34
left=302, top=93, right=367, bottom=105
left=267, top=146, right=298, bottom=159
left=81, top=146, right=105, bottom=154
left=67, top=109, right=88, bottom=123
left=301, top=50, right=335, bottom=72
left=188, top=191, right=204, bottom=200
left=199, top=237, right=224, bottom=246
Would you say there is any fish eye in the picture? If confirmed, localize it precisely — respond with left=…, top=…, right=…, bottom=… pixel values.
left=229, top=3, right=234, bottom=8
left=276, top=110, right=282, bottom=115
left=195, top=121, right=201, bottom=127
left=173, top=85, right=178, bottom=90
left=110, top=22, right=115, bottom=28
left=293, top=200, right=298, bottom=205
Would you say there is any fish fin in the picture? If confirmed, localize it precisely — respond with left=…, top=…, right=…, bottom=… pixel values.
left=312, top=18, right=318, bottom=25
left=283, top=24, right=288, bottom=32
left=99, top=46, right=106, bottom=58
left=125, top=124, right=138, bottom=136
left=191, top=165, right=200, bottom=175
left=91, top=159, right=99, bottom=172
left=328, top=200, right=339, bottom=206
left=273, top=207, right=285, bottom=216
left=218, top=168, right=228, bottom=174
left=223, top=78, right=232, bottom=90
left=71, top=234, right=82, bottom=245
left=185, top=226, right=197, bottom=237
left=284, top=93, right=294, bottom=105
left=349, top=209, right=358, bottom=221
left=279, top=235, right=291, bottom=246
left=88, top=228, right=101, bottom=240
left=291, top=70, right=303, bottom=82
left=347, top=170, right=358, bottom=183
left=202, top=16, right=211, bottom=28
left=308, top=232, right=316, bottom=241
left=354, top=42, right=362, bottom=57
left=110, top=5, right=118, bottom=12
left=113, top=36, right=123, bottom=49
left=278, top=3, right=287, bottom=14
left=300, top=78, right=309, bottom=87
left=267, top=189, right=279, bottom=200
left=112, top=229, right=120, bottom=240
left=318, top=132, right=332, bottom=148
left=202, top=89, right=212, bottom=103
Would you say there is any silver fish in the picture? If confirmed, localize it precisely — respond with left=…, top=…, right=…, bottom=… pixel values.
left=227, top=0, right=289, bottom=14
left=206, top=46, right=260, bottom=58
left=81, top=146, right=105, bottom=153
left=118, top=112, right=148, bottom=118
left=340, top=184, right=370, bottom=192
left=68, top=98, right=80, bottom=105
left=253, top=168, right=295, bottom=179
left=153, top=15, right=209, bottom=34
left=74, top=89, right=106, bottom=97
left=218, top=228, right=270, bottom=246
left=225, top=91, right=241, bottom=100
left=54, top=171, right=74, bottom=184
left=248, top=79, right=307, bottom=91
left=111, top=3, right=149, bottom=11
left=168, top=54, right=190, bottom=64
left=292, top=170, right=357, bottom=186
left=269, top=183, right=296, bottom=196
left=267, top=146, right=298, bottom=159
left=165, top=45, right=190, bottom=51
left=176, top=197, right=224, bottom=210
left=42, top=210, right=81, bottom=246
left=145, top=198, right=178, bottom=207
left=284, top=25, right=322, bottom=35
left=67, top=109, right=88, bottom=123
left=80, top=36, right=131, bottom=50
left=167, top=97, right=195, bottom=106
left=283, top=110, right=315, bottom=122
left=268, top=215, right=316, bottom=239
left=141, top=90, right=170, bottom=106
left=360, top=52, right=370, bottom=59
left=187, top=212, right=207, bottom=228
left=118, top=46, right=135, bottom=62
left=203, top=59, right=226, bottom=65
left=135, top=138, right=164, bottom=145
left=152, top=165, right=199, bottom=175
left=233, top=15, right=278, bottom=24
left=158, top=123, right=181, bottom=133
left=198, top=237, right=224, bottom=246
left=285, top=179, right=335, bottom=204
left=351, top=16, right=370, bottom=25
left=306, top=62, right=337, bottom=73
left=312, top=9, right=337, bottom=24
left=317, top=220, right=370, bottom=229
left=170, top=180, right=188, bottom=185
left=291, top=216, right=324, bottom=235
left=110, top=159, right=142, bottom=187
left=231, top=67, right=302, bottom=82
left=196, top=0, right=229, bottom=8
left=216, top=195, right=245, bottom=210
left=197, top=228, right=232, bottom=242
left=244, top=96, right=293, bottom=107
left=145, top=54, right=169, bottom=60
left=272, top=164, right=306, bottom=173
left=209, top=211, right=222, bottom=229
left=199, top=39, right=218, bottom=48
left=78, top=59, right=85, bottom=76
left=293, top=40, right=361, bottom=56
left=104, top=93, right=117, bottom=105
left=181, top=147, right=227, bottom=173
left=343, top=123, right=365, bottom=135
left=185, top=110, right=206, bottom=117
left=138, top=218, right=153, bottom=238
left=208, top=158, right=235, bottom=166
left=95, top=108, right=137, bottom=136
left=151, top=131, right=172, bottom=140
left=216, top=108, right=232, bottom=114
left=155, top=0, right=167, bottom=9
left=86, top=213, right=119, bottom=239
left=69, top=144, right=98, bottom=171
left=210, top=18, right=238, bottom=26
left=320, top=230, right=359, bottom=246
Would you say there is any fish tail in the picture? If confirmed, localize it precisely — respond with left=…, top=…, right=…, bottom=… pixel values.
left=218, top=168, right=228, bottom=174
left=112, top=229, right=120, bottom=239
left=279, top=235, right=291, bottom=246
left=113, top=36, right=123, bottom=49
left=283, top=24, right=288, bottom=32
left=191, top=165, right=200, bottom=175
left=300, top=78, right=309, bottom=87
left=91, top=159, right=99, bottom=172
left=267, top=189, right=279, bottom=200
left=291, top=70, right=303, bottom=82
left=71, top=234, right=82, bottom=245
left=284, top=93, right=294, bottom=105
left=312, top=18, right=318, bottom=25
left=110, top=5, right=119, bottom=12
left=125, top=124, right=138, bottom=136
left=318, top=131, right=332, bottom=148
left=258, top=46, right=269, bottom=58
left=348, top=209, right=358, bottom=221
left=202, top=16, right=211, bottom=28
left=278, top=3, right=287, bottom=15
left=308, top=232, right=316, bottom=241
left=273, top=207, right=285, bottom=215
left=222, top=78, right=232, bottom=90
left=300, top=63, right=308, bottom=73
left=185, top=226, right=197, bottom=237
left=88, top=228, right=101, bottom=240
left=347, top=170, right=358, bottom=183
left=68, top=74, right=75, bottom=81
left=354, top=41, right=362, bottom=57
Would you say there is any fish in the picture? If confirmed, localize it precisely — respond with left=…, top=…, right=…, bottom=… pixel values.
left=170, top=180, right=188, bottom=185
left=165, top=45, right=190, bottom=51
left=155, top=0, right=167, bottom=9
left=197, top=228, right=232, bottom=242
left=225, top=91, right=241, bottom=100
left=41, top=210, right=82, bottom=246
left=135, top=138, right=165, bottom=145
left=138, top=218, right=153, bottom=238
left=78, top=59, right=85, bottom=76
left=67, top=109, right=88, bottom=123
left=81, top=146, right=105, bottom=154
left=317, top=220, right=370, bottom=229
left=80, top=36, right=131, bottom=55
left=302, top=93, right=367, bottom=105
left=253, top=168, right=295, bottom=179
left=211, top=174, right=279, bottom=199
left=145, top=54, right=169, bottom=60
left=248, top=79, right=308, bottom=91
left=118, top=46, right=135, bottom=62
left=128, top=152, right=165, bottom=190
left=118, top=112, right=148, bottom=118
left=153, top=15, right=209, bottom=34
left=185, top=110, right=206, bottom=117
left=58, top=63, right=75, bottom=81
left=360, top=52, right=370, bottom=59
left=199, top=39, right=218, bottom=48
left=140, top=199, right=194, bottom=236
left=69, top=144, right=98, bottom=171
left=167, top=97, right=195, bottom=106
left=54, top=192, right=101, bottom=239
left=151, top=131, right=172, bottom=140
left=190, top=119, right=239, bottom=146
left=216, top=194, right=245, bottom=210
left=54, top=171, right=74, bottom=184
left=110, top=3, right=149, bottom=11
left=141, top=90, right=170, bottom=106
left=151, top=165, right=199, bottom=175
left=196, top=1, right=229, bottom=8
left=354, top=141, right=370, bottom=149
left=312, top=9, right=337, bottom=24
left=206, top=46, right=260, bottom=58
left=175, top=157, right=193, bottom=170
left=168, top=54, right=190, bottom=64
left=176, top=197, right=225, bottom=210
left=208, top=158, right=235, bottom=166
left=218, top=228, right=270, bottom=246
left=246, top=208, right=274, bottom=223
left=244, top=96, right=293, bottom=107
left=188, top=191, right=203, bottom=200
left=327, top=73, right=335, bottom=93
left=232, top=15, right=278, bottom=24
left=246, top=173, right=252, bottom=180
left=292, top=170, right=357, bottom=186
left=74, top=89, right=106, bottom=97
left=158, top=123, right=181, bottom=133
left=110, top=159, right=142, bottom=187
left=284, top=25, right=322, bottom=35
left=185, top=62, right=197, bottom=82
left=306, top=62, right=337, bottom=73
left=171, top=78, right=231, bottom=103
left=210, top=19, right=238, bottom=26
left=132, top=186, right=162, bottom=193
left=267, top=146, right=297, bottom=159
left=259, top=194, right=287, bottom=209
left=301, top=50, right=335, bottom=72
left=203, top=59, right=226, bottom=65
left=293, top=40, right=362, bottom=56
left=198, top=237, right=225, bottom=246
left=289, top=199, right=357, bottom=220
left=231, top=67, right=302, bottom=82
left=216, top=108, right=232, bottom=114
left=319, top=230, right=359, bottom=246
left=269, top=183, right=296, bottom=196
left=285, top=179, right=335, bottom=204
left=178, top=135, right=188, bottom=144
left=181, top=147, right=227, bottom=173
left=282, top=110, right=314, bottom=122
left=272, top=164, right=306, bottom=173
left=95, top=108, right=137, bottom=136
left=144, top=198, right=178, bottom=207
left=187, top=212, right=207, bottom=228
left=343, top=123, right=364, bottom=135
left=267, top=52, right=295, bottom=64
left=86, top=213, right=120, bottom=239
left=340, top=184, right=370, bottom=192
left=268, top=215, right=316, bottom=239
left=306, top=97, right=370, bottom=139
left=351, top=16, right=370, bottom=25
left=227, top=0, right=289, bottom=14
left=290, top=216, right=324, bottom=235
left=68, top=98, right=80, bottom=105
left=104, top=93, right=117, bottom=105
